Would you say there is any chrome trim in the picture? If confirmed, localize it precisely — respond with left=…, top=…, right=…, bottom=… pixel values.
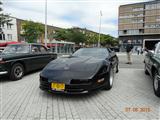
left=0, top=71, right=8, bottom=75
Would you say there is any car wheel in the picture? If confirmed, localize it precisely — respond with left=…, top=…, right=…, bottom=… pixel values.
left=104, top=67, right=114, bottom=90
left=153, top=71, right=160, bottom=97
left=10, top=63, right=24, bottom=80
left=144, top=64, right=149, bottom=75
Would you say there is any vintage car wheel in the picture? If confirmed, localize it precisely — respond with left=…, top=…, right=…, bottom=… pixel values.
left=153, top=71, right=160, bottom=97
left=104, top=67, right=114, bottom=90
left=144, top=64, right=149, bottom=75
left=10, top=63, right=24, bottom=80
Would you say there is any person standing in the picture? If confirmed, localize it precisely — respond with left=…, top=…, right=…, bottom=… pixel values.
left=126, top=40, right=133, bottom=64
left=137, top=47, right=141, bottom=55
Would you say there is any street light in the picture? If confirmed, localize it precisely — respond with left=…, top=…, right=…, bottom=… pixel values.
left=98, top=10, right=102, bottom=47
left=44, top=0, right=47, bottom=47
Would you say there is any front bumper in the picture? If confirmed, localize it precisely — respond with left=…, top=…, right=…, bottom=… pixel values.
left=0, top=71, right=8, bottom=75
left=39, top=77, right=105, bottom=94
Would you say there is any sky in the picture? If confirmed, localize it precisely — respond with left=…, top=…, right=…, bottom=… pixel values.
left=3, top=0, right=147, bottom=37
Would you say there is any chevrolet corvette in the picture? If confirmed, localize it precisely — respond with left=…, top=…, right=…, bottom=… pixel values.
left=39, top=48, right=119, bottom=94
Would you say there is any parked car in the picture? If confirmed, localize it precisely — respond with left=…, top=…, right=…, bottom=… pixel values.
left=144, top=42, right=160, bottom=97
left=40, top=47, right=119, bottom=94
left=0, top=43, right=57, bottom=80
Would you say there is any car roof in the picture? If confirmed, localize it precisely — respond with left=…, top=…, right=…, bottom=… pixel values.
left=8, top=43, right=44, bottom=46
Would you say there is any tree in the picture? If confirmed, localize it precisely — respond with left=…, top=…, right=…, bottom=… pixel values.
left=100, top=34, right=117, bottom=47
left=53, top=29, right=67, bottom=40
left=0, top=1, right=12, bottom=40
left=65, top=28, right=87, bottom=44
left=21, top=21, right=44, bottom=43
left=53, top=28, right=87, bottom=44
left=0, top=1, right=12, bottom=27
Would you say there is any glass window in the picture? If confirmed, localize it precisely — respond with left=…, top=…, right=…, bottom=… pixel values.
left=39, top=46, right=47, bottom=53
left=7, top=34, right=12, bottom=41
left=3, top=44, right=30, bottom=54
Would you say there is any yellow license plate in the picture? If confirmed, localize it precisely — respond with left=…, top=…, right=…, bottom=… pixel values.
left=51, top=83, right=65, bottom=91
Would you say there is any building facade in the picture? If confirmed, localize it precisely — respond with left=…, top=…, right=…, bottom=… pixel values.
left=119, top=0, right=160, bottom=51
left=0, top=17, right=18, bottom=42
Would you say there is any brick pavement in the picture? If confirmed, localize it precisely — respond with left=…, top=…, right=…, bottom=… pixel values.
left=0, top=55, right=160, bottom=120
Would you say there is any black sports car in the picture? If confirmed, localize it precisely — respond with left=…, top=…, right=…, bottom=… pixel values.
left=40, top=48, right=119, bottom=94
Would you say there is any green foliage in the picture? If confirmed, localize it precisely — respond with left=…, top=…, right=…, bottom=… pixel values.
left=66, top=28, right=87, bottom=44
left=53, top=29, right=67, bottom=40
left=21, top=21, right=44, bottom=43
left=53, top=27, right=117, bottom=46
left=54, top=28, right=87, bottom=44
left=0, top=1, right=12, bottom=27
left=100, top=34, right=118, bottom=47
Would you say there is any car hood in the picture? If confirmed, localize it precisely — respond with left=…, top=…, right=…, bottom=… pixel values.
left=41, top=56, right=107, bottom=83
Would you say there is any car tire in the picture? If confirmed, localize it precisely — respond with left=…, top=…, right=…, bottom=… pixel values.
left=104, top=67, right=114, bottom=90
left=144, top=64, right=149, bottom=75
left=10, top=63, right=24, bottom=80
left=153, top=71, right=160, bottom=97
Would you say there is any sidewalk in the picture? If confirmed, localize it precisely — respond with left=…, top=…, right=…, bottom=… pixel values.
left=116, top=52, right=145, bottom=56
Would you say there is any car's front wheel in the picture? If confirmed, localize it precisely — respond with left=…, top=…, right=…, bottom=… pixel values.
left=10, top=63, right=24, bottom=80
left=104, top=67, right=114, bottom=90
left=153, top=71, right=160, bottom=97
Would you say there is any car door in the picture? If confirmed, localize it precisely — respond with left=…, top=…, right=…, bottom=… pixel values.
left=38, top=45, right=54, bottom=67
left=26, top=45, right=43, bottom=70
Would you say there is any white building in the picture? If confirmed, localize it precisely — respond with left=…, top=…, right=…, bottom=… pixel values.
left=0, top=17, right=18, bottom=42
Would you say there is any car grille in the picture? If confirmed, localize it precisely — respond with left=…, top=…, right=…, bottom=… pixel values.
left=39, top=76, right=50, bottom=90
left=70, top=79, right=91, bottom=84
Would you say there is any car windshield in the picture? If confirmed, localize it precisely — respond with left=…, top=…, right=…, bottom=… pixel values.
left=155, top=43, right=160, bottom=54
left=3, top=44, right=30, bottom=54
left=72, top=48, right=108, bottom=58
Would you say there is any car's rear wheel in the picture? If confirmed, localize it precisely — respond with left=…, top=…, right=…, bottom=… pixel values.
left=10, top=63, right=24, bottom=80
left=153, top=71, right=160, bottom=97
left=144, top=64, right=149, bottom=75
left=104, top=67, right=114, bottom=90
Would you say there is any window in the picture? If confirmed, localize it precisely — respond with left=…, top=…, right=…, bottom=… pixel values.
left=39, top=46, right=47, bottom=53
left=31, top=45, right=40, bottom=53
left=7, top=24, right=12, bottom=29
left=0, top=34, right=5, bottom=40
left=7, top=34, right=12, bottom=41
left=1, top=24, right=4, bottom=28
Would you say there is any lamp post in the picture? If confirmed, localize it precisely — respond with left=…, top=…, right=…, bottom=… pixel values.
left=98, top=10, right=102, bottom=47
left=44, top=0, right=47, bottom=46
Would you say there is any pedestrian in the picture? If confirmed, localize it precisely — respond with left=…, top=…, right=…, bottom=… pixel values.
left=126, top=40, right=133, bottom=64
left=137, top=47, right=140, bottom=55
left=140, top=48, right=144, bottom=55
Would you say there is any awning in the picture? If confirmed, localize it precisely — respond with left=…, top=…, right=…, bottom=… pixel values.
left=0, top=41, right=21, bottom=47
left=47, top=43, right=64, bottom=47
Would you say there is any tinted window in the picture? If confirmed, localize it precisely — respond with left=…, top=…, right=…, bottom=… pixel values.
left=3, top=44, right=30, bottom=54
left=39, top=46, right=47, bottom=53
left=72, top=48, right=108, bottom=58
left=31, top=45, right=40, bottom=53
left=155, top=43, right=160, bottom=54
